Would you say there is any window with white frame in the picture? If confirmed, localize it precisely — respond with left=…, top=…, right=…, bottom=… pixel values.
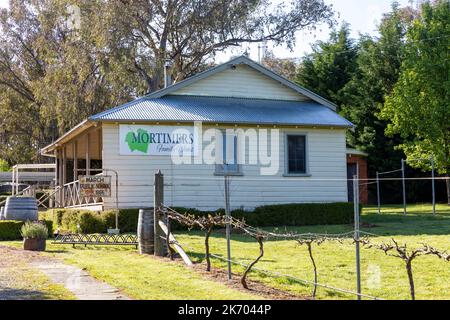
left=215, top=131, right=240, bottom=175
left=286, top=135, right=307, bottom=174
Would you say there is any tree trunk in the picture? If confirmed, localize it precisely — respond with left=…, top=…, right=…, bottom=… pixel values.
left=307, top=243, right=318, bottom=299
left=241, top=236, right=264, bottom=290
left=406, top=260, right=415, bottom=300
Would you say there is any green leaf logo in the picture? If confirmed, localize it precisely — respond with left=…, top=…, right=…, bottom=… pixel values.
left=125, top=128, right=151, bottom=153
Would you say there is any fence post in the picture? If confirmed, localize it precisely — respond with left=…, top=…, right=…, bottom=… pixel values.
left=154, top=170, right=167, bottom=257
left=431, top=156, right=436, bottom=216
left=376, top=172, right=381, bottom=215
left=353, top=174, right=361, bottom=300
left=401, top=159, right=407, bottom=215
left=224, top=175, right=232, bottom=280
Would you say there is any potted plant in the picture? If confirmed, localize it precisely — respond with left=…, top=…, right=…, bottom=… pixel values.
left=21, top=221, right=48, bottom=251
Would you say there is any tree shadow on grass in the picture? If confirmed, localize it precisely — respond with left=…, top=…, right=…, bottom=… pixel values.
left=0, top=288, right=55, bottom=300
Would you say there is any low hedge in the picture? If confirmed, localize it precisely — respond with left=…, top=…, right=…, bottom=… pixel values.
left=39, top=202, right=357, bottom=234
left=39, top=208, right=141, bottom=234
left=0, top=220, right=53, bottom=240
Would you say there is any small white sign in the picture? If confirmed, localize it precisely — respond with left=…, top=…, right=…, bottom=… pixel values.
left=119, top=124, right=197, bottom=156
left=79, top=175, right=111, bottom=197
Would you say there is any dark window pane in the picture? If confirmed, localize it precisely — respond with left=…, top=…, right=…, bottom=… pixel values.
left=287, top=135, right=306, bottom=174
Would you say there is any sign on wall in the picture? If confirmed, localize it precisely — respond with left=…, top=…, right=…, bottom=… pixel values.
left=119, top=124, right=197, bottom=156
left=79, top=175, right=111, bottom=198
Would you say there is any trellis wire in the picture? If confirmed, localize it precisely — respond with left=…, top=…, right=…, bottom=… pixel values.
left=207, top=252, right=383, bottom=300
left=165, top=205, right=385, bottom=300
left=167, top=230, right=383, bottom=300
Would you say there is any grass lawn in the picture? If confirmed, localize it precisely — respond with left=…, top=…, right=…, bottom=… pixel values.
left=1, top=203, right=448, bottom=300
left=175, top=203, right=450, bottom=300
left=2, top=242, right=261, bottom=300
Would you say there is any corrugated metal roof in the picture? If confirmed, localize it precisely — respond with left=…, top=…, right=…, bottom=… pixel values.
left=89, top=95, right=353, bottom=127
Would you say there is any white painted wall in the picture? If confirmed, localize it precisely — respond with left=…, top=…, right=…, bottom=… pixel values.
left=172, top=64, right=308, bottom=101
left=102, top=123, right=348, bottom=210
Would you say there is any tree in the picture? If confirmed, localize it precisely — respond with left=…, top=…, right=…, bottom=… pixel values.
left=0, top=159, right=11, bottom=172
left=0, top=0, right=136, bottom=163
left=339, top=2, right=414, bottom=176
left=261, top=51, right=299, bottom=81
left=296, top=22, right=358, bottom=107
left=380, top=0, right=450, bottom=204
left=100, top=0, right=335, bottom=92
left=0, top=0, right=335, bottom=165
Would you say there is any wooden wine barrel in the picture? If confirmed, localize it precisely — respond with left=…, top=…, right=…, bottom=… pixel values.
left=137, top=208, right=154, bottom=254
left=4, top=197, right=38, bottom=221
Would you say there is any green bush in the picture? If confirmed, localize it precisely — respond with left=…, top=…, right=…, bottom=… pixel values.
left=0, top=220, right=53, bottom=240
left=102, top=209, right=140, bottom=233
left=79, top=211, right=105, bottom=234
left=240, top=202, right=356, bottom=227
left=38, top=202, right=357, bottom=234
left=170, top=203, right=356, bottom=228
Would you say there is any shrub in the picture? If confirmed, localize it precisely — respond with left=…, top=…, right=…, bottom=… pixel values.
left=78, top=211, right=105, bottom=234
left=39, top=202, right=357, bottom=234
left=60, top=210, right=81, bottom=233
left=20, top=221, right=48, bottom=239
left=244, top=202, right=356, bottom=227
left=102, top=209, right=140, bottom=233
left=0, top=220, right=53, bottom=240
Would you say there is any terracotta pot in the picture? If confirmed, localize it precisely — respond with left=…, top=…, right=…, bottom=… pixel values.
left=23, top=238, right=46, bottom=251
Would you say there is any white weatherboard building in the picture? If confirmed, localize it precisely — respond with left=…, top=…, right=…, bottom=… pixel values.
left=41, top=56, right=353, bottom=211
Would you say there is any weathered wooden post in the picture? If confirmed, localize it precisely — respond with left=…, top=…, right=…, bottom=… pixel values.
left=154, top=170, right=167, bottom=257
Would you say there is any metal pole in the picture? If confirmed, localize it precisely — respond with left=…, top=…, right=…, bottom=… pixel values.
left=376, top=172, right=381, bottom=214
left=224, top=175, right=232, bottom=280
left=431, top=156, right=436, bottom=215
left=15, top=168, right=19, bottom=195
left=353, top=174, right=361, bottom=300
left=401, top=159, right=407, bottom=215
left=11, top=167, right=15, bottom=196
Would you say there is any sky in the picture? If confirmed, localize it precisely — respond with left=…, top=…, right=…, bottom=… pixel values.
left=0, top=0, right=414, bottom=61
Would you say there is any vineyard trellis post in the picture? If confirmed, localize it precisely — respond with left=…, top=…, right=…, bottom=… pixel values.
left=154, top=170, right=167, bottom=257
left=353, top=174, right=361, bottom=300
left=376, top=171, right=381, bottom=214
left=224, top=174, right=232, bottom=280
left=401, top=159, right=407, bottom=215
left=431, top=156, right=436, bottom=215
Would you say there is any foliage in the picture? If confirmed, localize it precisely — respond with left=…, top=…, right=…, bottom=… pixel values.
left=0, top=0, right=335, bottom=164
left=97, top=0, right=334, bottom=92
left=238, top=202, right=356, bottom=226
left=339, top=3, right=413, bottom=173
left=261, top=51, right=299, bottom=81
left=296, top=22, right=358, bottom=107
left=380, top=0, right=450, bottom=202
left=41, top=202, right=355, bottom=236
left=20, top=221, right=48, bottom=239
left=0, top=220, right=52, bottom=240
left=0, top=158, right=11, bottom=171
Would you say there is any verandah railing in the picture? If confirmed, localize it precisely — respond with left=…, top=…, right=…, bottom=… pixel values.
left=62, top=180, right=103, bottom=208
